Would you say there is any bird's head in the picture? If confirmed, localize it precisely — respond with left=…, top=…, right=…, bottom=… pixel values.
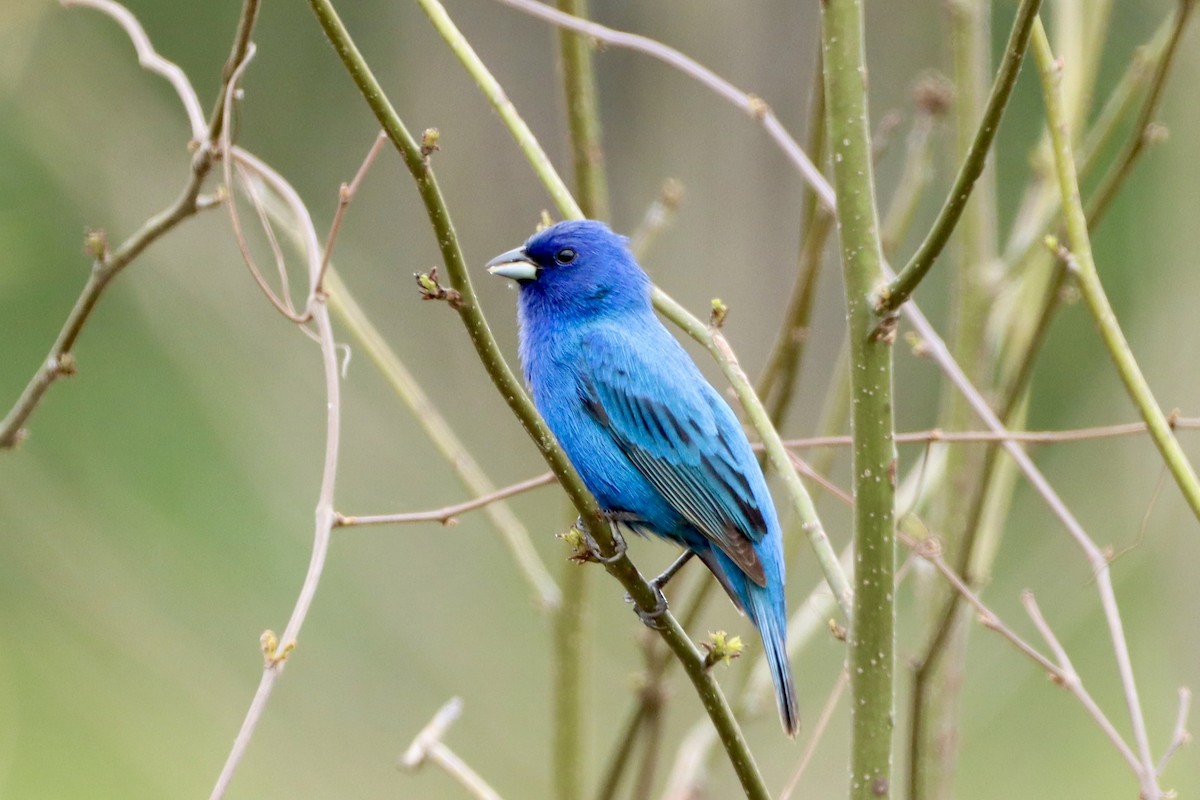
left=486, top=220, right=651, bottom=320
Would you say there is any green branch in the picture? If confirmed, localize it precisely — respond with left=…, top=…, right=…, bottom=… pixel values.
left=820, top=0, right=897, bottom=796
left=878, top=0, right=1041, bottom=313
left=757, top=62, right=830, bottom=424
left=307, top=2, right=771, bottom=796
left=1031, top=18, right=1200, bottom=525
left=553, top=564, right=587, bottom=800
left=556, top=0, right=609, bottom=220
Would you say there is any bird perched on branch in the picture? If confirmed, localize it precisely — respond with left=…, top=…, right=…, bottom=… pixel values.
left=487, top=219, right=798, bottom=735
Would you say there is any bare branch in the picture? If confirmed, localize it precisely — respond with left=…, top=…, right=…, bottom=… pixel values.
left=900, top=533, right=1057, bottom=676
left=1156, top=687, right=1192, bottom=777
left=336, top=472, right=557, bottom=528
left=400, top=698, right=504, bottom=800
left=61, top=0, right=207, bottom=139
left=318, top=131, right=390, bottom=294
left=1021, top=591, right=1143, bottom=778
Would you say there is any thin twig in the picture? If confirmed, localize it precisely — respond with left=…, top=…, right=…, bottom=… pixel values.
left=318, top=130, right=389, bottom=294
left=336, top=472, right=557, bottom=527
left=238, top=165, right=297, bottom=315
left=400, top=698, right=504, bottom=800
left=220, top=50, right=317, bottom=325
left=60, top=0, right=207, bottom=139
left=900, top=533, right=1057, bottom=675
left=789, top=452, right=853, bottom=507
left=1021, top=592, right=1144, bottom=778
left=1156, top=687, right=1192, bottom=777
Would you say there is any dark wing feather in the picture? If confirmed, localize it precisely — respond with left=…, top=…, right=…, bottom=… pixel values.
left=579, top=331, right=768, bottom=587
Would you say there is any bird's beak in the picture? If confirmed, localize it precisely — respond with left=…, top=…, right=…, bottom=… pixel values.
left=486, top=247, right=540, bottom=282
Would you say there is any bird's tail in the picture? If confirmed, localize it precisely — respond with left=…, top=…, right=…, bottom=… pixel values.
left=746, top=585, right=799, bottom=737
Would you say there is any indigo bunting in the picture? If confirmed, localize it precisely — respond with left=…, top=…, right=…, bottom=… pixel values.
left=487, top=220, right=798, bottom=735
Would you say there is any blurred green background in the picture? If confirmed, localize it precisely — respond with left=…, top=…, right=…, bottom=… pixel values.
left=1, top=0, right=1198, bottom=797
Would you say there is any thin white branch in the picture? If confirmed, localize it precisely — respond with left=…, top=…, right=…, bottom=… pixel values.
left=238, top=165, right=298, bottom=315
left=1156, top=687, right=1192, bottom=777
left=231, top=147, right=323, bottom=297
left=1022, top=592, right=1144, bottom=779
left=61, top=0, right=207, bottom=140
left=401, top=698, right=505, bottom=800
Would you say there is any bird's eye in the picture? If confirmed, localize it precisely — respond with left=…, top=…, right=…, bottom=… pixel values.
left=554, top=247, right=577, bottom=265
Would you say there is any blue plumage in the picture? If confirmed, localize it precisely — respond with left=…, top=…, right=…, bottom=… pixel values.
left=487, top=220, right=798, bottom=735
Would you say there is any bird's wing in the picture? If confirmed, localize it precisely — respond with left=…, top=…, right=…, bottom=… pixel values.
left=579, top=329, right=768, bottom=587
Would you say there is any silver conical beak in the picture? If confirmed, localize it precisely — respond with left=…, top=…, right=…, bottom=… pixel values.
left=485, top=247, right=540, bottom=282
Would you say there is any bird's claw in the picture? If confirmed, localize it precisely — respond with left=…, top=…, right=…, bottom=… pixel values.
left=577, top=517, right=628, bottom=565
left=627, top=584, right=669, bottom=630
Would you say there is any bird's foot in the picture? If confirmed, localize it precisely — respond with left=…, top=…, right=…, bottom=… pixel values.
left=627, top=584, right=669, bottom=630
left=575, top=517, right=628, bottom=565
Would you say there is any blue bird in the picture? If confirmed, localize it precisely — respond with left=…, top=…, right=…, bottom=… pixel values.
left=487, top=220, right=798, bottom=735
